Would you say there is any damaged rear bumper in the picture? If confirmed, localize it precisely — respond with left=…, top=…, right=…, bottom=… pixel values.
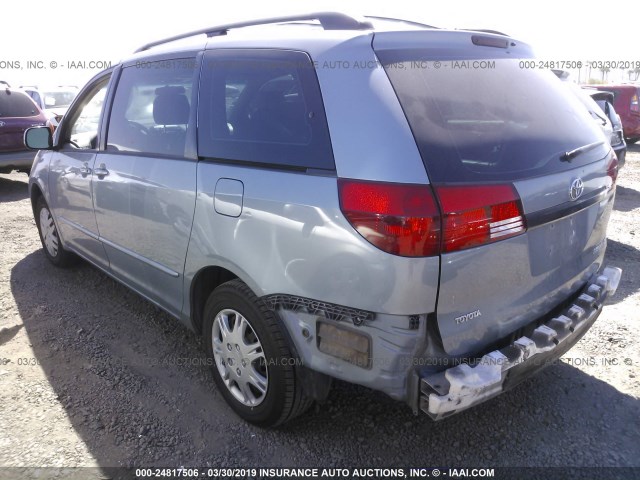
left=420, top=266, right=622, bottom=420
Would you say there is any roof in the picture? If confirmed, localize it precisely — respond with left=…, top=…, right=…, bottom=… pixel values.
left=119, top=12, right=524, bottom=67
left=133, top=12, right=445, bottom=53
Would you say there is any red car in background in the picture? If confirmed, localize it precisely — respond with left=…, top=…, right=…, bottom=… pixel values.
left=594, top=84, right=640, bottom=144
left=0, top=85, right=48, bottom=174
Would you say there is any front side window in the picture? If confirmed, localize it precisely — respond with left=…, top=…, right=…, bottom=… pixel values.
left=107, top=59, right=197, bottom=157
left=64, top=77, right=110, bottom=149
left=198, top=49, right=334, bottom=170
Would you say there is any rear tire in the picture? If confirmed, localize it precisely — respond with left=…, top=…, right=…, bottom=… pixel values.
left=35, top=197, right=77, bottom=267
left=203, top=279, right=312, bottom=427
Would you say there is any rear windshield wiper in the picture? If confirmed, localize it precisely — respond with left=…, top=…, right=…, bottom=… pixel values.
left=560, top=141, right=605, bottom=162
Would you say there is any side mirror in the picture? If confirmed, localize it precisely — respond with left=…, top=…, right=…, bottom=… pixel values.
left=24, top=127, right=53, bottom=150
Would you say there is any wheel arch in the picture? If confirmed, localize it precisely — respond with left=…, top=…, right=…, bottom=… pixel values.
left=29, top=182, right=44, bottom=218
left=189, top=265, right=240, bottom=335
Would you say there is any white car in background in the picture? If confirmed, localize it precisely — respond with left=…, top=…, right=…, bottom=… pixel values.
left=21, top=85, right=79, bottom=128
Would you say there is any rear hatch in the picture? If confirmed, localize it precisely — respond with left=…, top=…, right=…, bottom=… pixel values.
left=374, top=31, right=617, bottom=356
left=0, top=89, right=46, bottom=152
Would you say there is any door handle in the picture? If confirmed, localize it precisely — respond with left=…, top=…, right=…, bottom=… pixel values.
left=94, top=163, right=109, bottom=177
left=79, top=162, right=92, bottom=176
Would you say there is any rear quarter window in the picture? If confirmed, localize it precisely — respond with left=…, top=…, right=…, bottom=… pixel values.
left=0, top=91, right=40, bottom=118
left=198, top=49, right=334, bottom=171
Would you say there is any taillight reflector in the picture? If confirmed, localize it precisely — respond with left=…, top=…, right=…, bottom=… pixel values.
left=338, top=179, right=441, bottom=257
left=435, top=184, right=525, bottom=252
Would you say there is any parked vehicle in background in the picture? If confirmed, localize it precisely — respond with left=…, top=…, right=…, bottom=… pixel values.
left=21, top=85, right=79, bottom=128
left=552, top=72, right=621, bottom=164
left=585, top=88, right=626, bottom=167
left=593, top=84, right=640, bottom=144
left=561, top=82, right=614, bottom=142
left=24, top=12, right=621, bottom=426
left=0, top=86, right=47, bottom=173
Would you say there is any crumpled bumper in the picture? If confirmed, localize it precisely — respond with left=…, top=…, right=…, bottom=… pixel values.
left=420, top=266, right=622, bottom=420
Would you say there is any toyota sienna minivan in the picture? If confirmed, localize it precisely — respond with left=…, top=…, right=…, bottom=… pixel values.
left=25, top=12, right=622, bottom=426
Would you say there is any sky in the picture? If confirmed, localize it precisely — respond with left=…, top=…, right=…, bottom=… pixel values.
left=1, top=0, right=638, bottom=88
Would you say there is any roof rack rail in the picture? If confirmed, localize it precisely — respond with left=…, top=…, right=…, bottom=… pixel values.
left=364, top=16, right=437, bottom=29
left=135, top=12, right=373, bottom=53
left=461, top=28, right=509, bottom=37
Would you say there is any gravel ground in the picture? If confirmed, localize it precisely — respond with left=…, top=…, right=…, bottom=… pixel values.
left=1, top=148, right=639, bottom=479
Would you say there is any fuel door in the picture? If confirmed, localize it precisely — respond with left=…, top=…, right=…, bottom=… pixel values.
left=214, top=178, right=244, bottom=217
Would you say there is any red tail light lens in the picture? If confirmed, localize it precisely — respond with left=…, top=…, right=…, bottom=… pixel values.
left=339, top=180, right=526, bottom=256
left=631, top=94, right=639, bottom=114
left=338, top=179, right=441, bottom=257
left=435, top=184, right=526, bottom=253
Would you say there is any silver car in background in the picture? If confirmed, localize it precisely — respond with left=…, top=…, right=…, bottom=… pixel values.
left=25, top=13, right=621, bottom=426
left=585, top=88, right=627, bottom=168
left=21, top=85, right=79, bottom=128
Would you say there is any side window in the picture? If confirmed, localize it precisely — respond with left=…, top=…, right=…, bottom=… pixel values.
left=106, top=59, right=197, bottom=157
left=27, top=91, right=43, bottom=109
left=65, top=78, right=109, bottom=150
left=33, top=92, right=43, bottom=108
left=198, top=50, right=335, bottom=170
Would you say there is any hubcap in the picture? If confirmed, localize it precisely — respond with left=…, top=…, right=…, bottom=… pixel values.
left=211, top=309, right=268, bottom=407
left=39, top=207, right=59, bottom=257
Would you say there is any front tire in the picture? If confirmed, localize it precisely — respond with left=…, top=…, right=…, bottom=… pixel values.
left=35, top=197, right=76, bottom=267
left=203, top=279, right=311, bottom=427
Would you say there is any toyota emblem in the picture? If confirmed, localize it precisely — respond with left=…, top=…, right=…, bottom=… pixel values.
left=569, top=178, right=584, bottom=201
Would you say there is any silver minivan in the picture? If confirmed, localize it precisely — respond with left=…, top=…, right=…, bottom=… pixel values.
left=25, top=13, right=622, bottom=426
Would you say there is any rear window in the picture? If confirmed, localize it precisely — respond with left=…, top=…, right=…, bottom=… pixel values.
left=0, top=90, right=39, bottom=118
left=198, top=49, right=334, bottom=171
left=376, top=50, right=609, bottom=183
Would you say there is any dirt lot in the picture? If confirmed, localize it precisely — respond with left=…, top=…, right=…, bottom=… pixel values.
left=1, top=148, right=639, bottom=479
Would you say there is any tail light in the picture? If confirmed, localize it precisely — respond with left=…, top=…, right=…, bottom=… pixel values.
left=338, top=179, right=527, bottom=257
left=435, top=184, right=525, bottom=253
left=631, top=94, right=639, bottom=114
left=337, top=179, right=440, bottom=257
